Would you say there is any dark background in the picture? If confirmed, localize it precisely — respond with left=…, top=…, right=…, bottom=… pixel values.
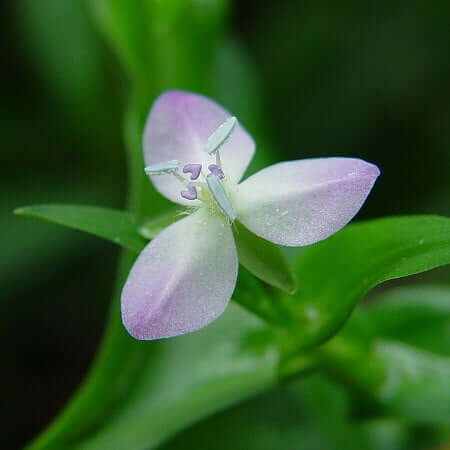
left=2, top=1, right=449, bottom=448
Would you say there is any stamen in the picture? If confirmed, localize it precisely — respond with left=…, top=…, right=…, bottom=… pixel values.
left=208, top=164, right=224, bottom=179
left=172, top=171, right=190, bottom=187
left=206, top=174, right=236, bottom=221
left=144, top=160, right=179, bottom=175
left=181, top=186, right=198, bottom=200
left=182, top=163, right=202, bottom=180
left=205, top=116, right=237, bottom=155
left=215, top=151, right=222, bottom=169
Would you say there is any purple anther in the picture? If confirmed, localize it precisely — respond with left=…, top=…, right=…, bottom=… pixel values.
left=181, top=185, right=198, bottom=200
left=208, top=164, right=225, bottom=179
left=182, top=163, right=202, bottom=180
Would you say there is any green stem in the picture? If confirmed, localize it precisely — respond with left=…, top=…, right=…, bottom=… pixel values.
left=320, top=336, right=386, bottom=393
left=26, top=94, right=150, bottom=450
left=279, top=333, right=387, bottom=403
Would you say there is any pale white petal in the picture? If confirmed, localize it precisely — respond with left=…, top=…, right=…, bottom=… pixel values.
left=143, top=91, right=255, bottom=205
left=121, top=209, right=238, bottom=340
left=234, top=158, right=380, bottom=246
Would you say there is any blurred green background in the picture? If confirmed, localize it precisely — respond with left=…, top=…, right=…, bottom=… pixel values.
left=2, top=0, right=449, bottom=449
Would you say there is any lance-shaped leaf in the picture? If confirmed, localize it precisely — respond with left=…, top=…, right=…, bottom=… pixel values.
left=15, top=204, right=145, bottom=252
left=288, top=215, right=450, bottom=348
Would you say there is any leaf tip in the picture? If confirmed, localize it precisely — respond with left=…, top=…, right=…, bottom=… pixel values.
left=285, top=279, right=299, bottom=295
left=287, top=285, right=298, bottom=296
left=138, top=225, right=154, bottom=240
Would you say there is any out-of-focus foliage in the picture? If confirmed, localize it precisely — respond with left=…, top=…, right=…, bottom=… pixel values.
left=347, top=286, right=450, bottom=426
left=3, top=0, right=450, bottom=449
left=351, top=285, right=450, bottom=356
left=162, top=286, right=450, bottom=450
left=375, top=340, right=450, bottom=426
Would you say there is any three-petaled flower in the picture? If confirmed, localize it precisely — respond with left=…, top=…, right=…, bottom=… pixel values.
left=121, top=90, right=380, bottom=340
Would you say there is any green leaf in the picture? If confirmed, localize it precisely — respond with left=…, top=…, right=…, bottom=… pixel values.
left=234, top=221, right=298, bottom=294
left=138, top=208, right=185, bottom=239
left=353, top=285, right=450, bottom=356
left=319, top=334, right=450, bottom=428
left=315, top=288, right=450, bottom=429
left=361, top=419, right=410, bottom=450
left=375, top=340, right=450, bottom=426
left=15, top=204, right=145, bottom=252
left=288, top=215, right=450, bottom=348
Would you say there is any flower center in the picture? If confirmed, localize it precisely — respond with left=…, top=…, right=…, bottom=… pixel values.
left=144, top=117, right=238, bottom=221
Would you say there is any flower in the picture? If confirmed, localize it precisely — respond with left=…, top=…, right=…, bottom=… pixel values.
left=121, top=90, right=380, bottom=340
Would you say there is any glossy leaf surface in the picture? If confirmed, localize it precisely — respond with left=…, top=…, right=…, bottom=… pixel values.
left=15, top=204, right=145, bottom=252
left=288, top=215, right=450, bottom=347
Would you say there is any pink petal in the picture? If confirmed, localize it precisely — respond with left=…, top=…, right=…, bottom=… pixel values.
left=121, top=209, right=238, bottom=340
left=234, top=158, right=380, bottom=246
left=143, top=90, right=255, bottom=205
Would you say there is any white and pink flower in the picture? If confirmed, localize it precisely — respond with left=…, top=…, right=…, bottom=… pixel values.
left=121, top=90, right=380, bottom=340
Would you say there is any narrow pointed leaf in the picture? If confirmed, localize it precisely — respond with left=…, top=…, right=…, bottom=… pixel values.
left=234, top=221, right=298, bottom=294
left=15, top=204, right=145, bottom=252
left=290, top=215, right=450, bottom=347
